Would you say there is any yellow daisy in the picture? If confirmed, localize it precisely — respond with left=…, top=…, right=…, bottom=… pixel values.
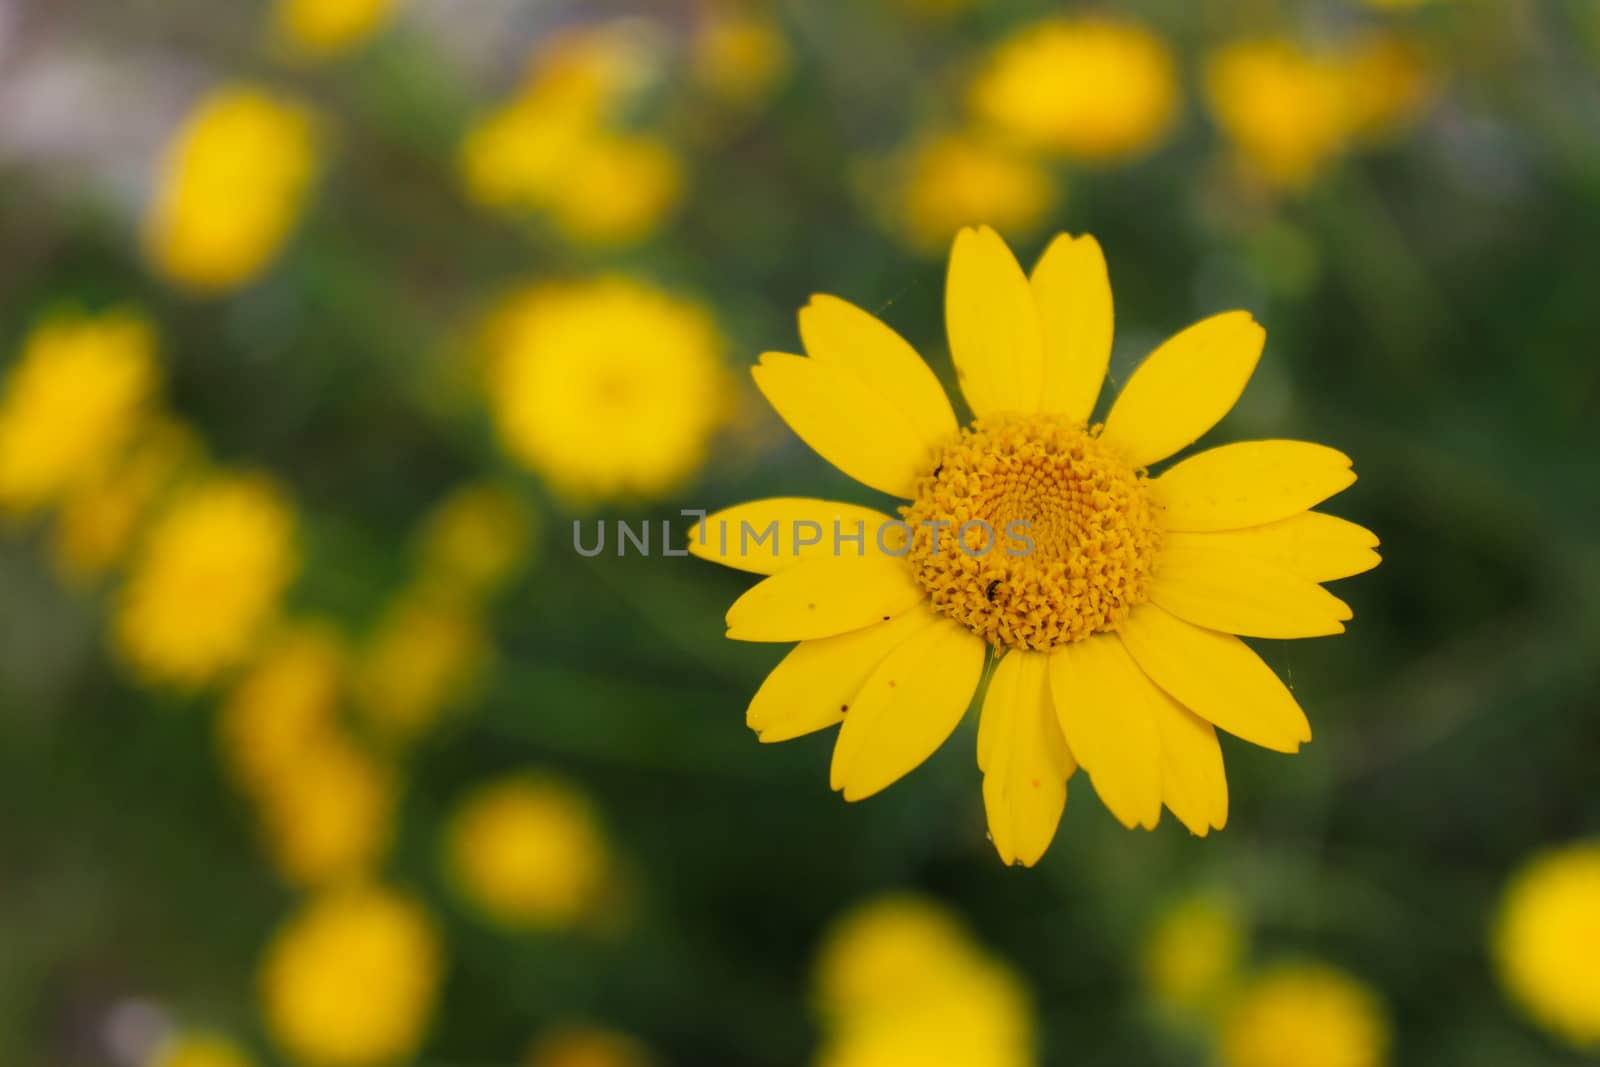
left=693, top=226, right=1378, bottom=865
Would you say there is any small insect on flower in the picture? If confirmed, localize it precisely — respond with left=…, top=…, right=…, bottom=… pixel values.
left=692, top=226, right=1379, bottom=866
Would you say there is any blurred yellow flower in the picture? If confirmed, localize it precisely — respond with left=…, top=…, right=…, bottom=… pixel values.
left=459, top=21, right=671, bottom=236
left=814, top=895, right=987, bottom=1020
left=459, top=96, right=598, bottom=213
left=257, top=736, right=395, bottom=887
left=0, top=309, right=158, bottom=515
left=53, top=418, right=197, bottom=583
left=115, top=475, right=299, bottom=689
left=1204, top=40, right=1352, bottom=191
left=880, top=131, right=1056, bottom=252
left=355, top=587, right=490, bottom=741
left=260, top=884, right=441, bottom=1067
left=445, top=773, right=613, bottom=930
left=816, top=966, right=1032, bottom=1067
left=1141, top=894, right=1246, bottom=1016
left=416, top=480, right=535, bottom=601
left=527, top=1027, right=655, bottom=1067
left=149, top=1031, right=254, bottom=1067
left=526, top=22, right=665, bottom=116
left=485, top=278, right=727, bottom=500
left=692, top=8, right=791, bottom=108
left=272, top=0, right=397, bottom=59
left=813, top=895, right=1034, bottom=1067
left=219, top=623, right=391, bottom=887
left=145, top=86, right=317, bottom=292
left=1493, top=842, right=1600, bottom=1048
left=969, top=16, right=1178, bottom=163
left=544, top=133, right=684, bottom=246
left=219, top=623, right=344, bottom=791
left=1220, top=963, right=1389, bottom=1067
left=1343, top=34, right=1434, bottom=143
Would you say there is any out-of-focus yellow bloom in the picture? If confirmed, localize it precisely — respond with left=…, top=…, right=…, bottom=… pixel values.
left=219, top=623, right=344, bottom=790
left=1141, top=894, right=1246, bottom=1017
left=1493, top=842, right=1600, bottom=1048
left=219, top=623, right=391, bottom=886
left=544, top=133, right=684, bottom=246
left=257, top=736, right=395, bottom=887
left=445, top=773, right=613, bottom=930
left=813, top=895, right=1034, bottom=1067
left=878, top=131, right=1056, bottom=252
left=484, top=278, right=727, bottom=500
left=1205, top=40, right=1353, bottom=191
left=814, top=895, right=988, bottom=1020
left=1206, top=34, right=1434, bottom=191
left=260, top=884, right=441, bottom=1067
left=355, top=587, right=489, bottom=741
left=459, top=96, right=597, bottom=213
left=527, top=1027, right=654, bottom=1067
left=149, top=1031, right=254, bottom=1067
left=416, top=481, right=535, bottom=601
left=145, top=86, right=317, bottom=292
left=1220, top=963, right=1389, bottom=1067
left=272, top=0, right=397, bottom=59
left=52, top=419, right=197, bottom=583
left=692, top=8, right=790, bottom=108
left=969, top=16, right=1178, bottom=163
left=459, top=22, right=666, bottom=220
left=1344, top=34, right=1434, bottom=142
left=816, top=963, right=1032, bottom=1067
left=526, top=22, right=665, bottom=115
left=115, top=475, right=298, bottom=689
left=0, top=310, right=158, bottom=515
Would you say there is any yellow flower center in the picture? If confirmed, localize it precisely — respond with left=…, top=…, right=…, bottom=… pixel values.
left=902, top=413, right=1161, bottom=651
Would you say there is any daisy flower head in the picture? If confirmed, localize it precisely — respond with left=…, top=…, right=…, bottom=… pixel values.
left=694, top=226, right=1378, bottom=866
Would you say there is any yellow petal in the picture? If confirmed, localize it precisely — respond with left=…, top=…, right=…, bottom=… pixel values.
left=1031, top=233, right=1113, bottom=423
left=1117, top=604, right=1311, bottom=753
left=977, top=650, right=1074, bottom=866
left=1153, top=694, right=1228, bottom=836
left=689, top=498, right=903, bottom=575
left=1152, top=440, right=1357, bottom=532
left=1101, top=311, right=1266, bottom=468
left=1150, top=543, right=1353, bottom=639
left=752, top=353, right=931, bottom=498
left=945, top=226, right=1045, bottom=417
left=725, top=555, right=924, bottom=642
left=829, top=616, right=986, bottom=801
left=1162, top=512, right=1380, bottom=583
left=1048, top=634, right=1162, bottom=830
left=799, top=294, right=958, bottom=449
left=747, top=610, right=937, bottom=743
